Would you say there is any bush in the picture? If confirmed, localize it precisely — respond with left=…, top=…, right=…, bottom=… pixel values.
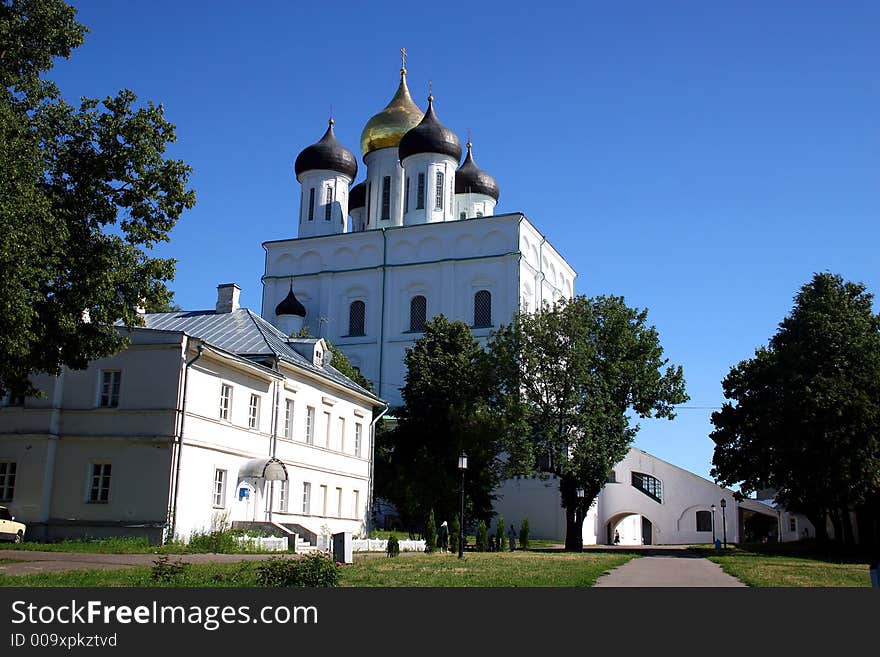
left=255, top=554, right=340, bottom=587
left=451, top=515, right=461, bottom=554
left=150, top=555, right=190, bottom=583
left=187, top=529, right=242, bottom=553
left=475, top=520, right=489, bottom=552
left=386, top=535, right=400, bottom=557
left=424, top=510, right=436, bottom=553
left=496, top=514, right=505, bottom=552
left=519, top=518, right=530, bottom=550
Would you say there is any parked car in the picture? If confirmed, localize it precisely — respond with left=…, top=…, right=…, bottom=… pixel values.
left=0, top=506, right=25, bottom=543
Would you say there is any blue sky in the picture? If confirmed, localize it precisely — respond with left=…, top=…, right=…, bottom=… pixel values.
left=51, top=1, right=879, bottom=484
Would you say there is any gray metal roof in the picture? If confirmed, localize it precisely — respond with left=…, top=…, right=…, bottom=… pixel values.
left=137, top=309, right=380, bottom=402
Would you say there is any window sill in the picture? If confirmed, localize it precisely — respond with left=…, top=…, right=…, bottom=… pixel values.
left=86, top=501, right=109, bottom=504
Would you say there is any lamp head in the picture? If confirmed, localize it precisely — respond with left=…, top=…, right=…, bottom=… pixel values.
left=720, top=498, right=727, bottom=508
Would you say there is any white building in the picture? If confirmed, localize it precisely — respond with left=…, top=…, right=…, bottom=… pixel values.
left=0, top=284, right=386, bottom=545
left=262, top=60, right=575, bottom=406
left=493, top=447, right=815, bottom=546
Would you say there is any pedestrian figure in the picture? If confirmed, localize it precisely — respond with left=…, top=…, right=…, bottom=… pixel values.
left=439, top=520, right=449, bottom=553
left=508, top=524, right=517, bottom=551
left=613, top=530, right=620, bottom=545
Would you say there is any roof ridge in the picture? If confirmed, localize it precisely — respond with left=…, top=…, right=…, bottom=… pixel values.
left=244, top=309, right=284, bottom=359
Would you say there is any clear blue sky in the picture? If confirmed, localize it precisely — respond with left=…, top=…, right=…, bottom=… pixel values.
left=51, top=1, right=879, bottom=484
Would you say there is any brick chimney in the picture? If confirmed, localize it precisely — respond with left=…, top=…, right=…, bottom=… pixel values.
left=216, top=283, right=241, bottom=313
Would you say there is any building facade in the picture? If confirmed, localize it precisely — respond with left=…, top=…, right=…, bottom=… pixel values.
left=0, top=284, right=385, bottom=544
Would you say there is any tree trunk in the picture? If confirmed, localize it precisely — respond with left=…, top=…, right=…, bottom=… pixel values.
left=830, top=510, right=843, bottom=547
left=841, top=508, right=856, bottom=546
left=564, top=505, right=583, bottom=552
left=807, top=511, right=829, bottom=553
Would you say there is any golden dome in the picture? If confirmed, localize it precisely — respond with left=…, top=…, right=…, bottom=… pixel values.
left=360, top=69, right=424, bottom=157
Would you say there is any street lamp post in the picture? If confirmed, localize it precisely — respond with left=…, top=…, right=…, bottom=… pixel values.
left=720, top=498, right=727, bottom=548
left=711, top=504, right=716, bottom=544
left=458, top=453, right=467, bottom=559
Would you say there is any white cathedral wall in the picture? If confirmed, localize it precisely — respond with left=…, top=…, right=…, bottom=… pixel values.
left=296, top=169, right=352, bottom=238
left=363, top=148, right=405, bottom=228
left=401, top=153, right=458, bottom=225
left=455, top=192, right=496, bottom=220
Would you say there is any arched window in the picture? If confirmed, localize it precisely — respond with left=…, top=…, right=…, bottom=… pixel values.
left=325, top=185, right=333, bottom=221
left=348, top=301, right=365, bottom=336
left=473, top=290, right=492, bottom=328
left=696, top=510, right=712, bottom=532
left=434, top=172, right=444, bottom=210
left=631, top=472, right=662, bottom=502
left=409, top=295, right=427, bottom=332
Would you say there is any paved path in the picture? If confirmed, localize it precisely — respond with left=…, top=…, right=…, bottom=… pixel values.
left=593, top=547, right=746, bottom=587
left=0, top=550, right=301, bottom=576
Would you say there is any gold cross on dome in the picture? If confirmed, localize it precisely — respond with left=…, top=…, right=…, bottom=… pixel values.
left=401, top=47, right=407, bottom=70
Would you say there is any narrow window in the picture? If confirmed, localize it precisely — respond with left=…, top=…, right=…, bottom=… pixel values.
left=277, top=479, right=289, bottom=513
left=100, top=370, right=121, bottom=408
left=460, top=211, right=466, bottom=220
left=305, top=406, right=315, bottom=444
left=696, top=510, right=712, bottom=532
left=405, top=177, right=410, bottom=213
left=88, top=463, right=112, bottom=503
left=219, top=384, right=233, bottom=421
left=348, top=300, right=365, bottom=336
left=302, top=482, right=311, bottom=514
left=435, top=171, right=444, bottom=210
left=381, top=176, right=391, bottom=220
left=789, top=517, right=797, bottom=532
left=409, top=295, right=427, bottom=332
left=416, top=173, right=425, bottom=209
left=336, top=487, right=343, bottom=518
left=338, top=417, right=346, bottom=452
left=352, top=490, right=360, bottom=519
left=366, top=182, right=372, bottom=224
left=324, top=411, right=332, bottom=448
left=354, top=423, right=363, bottom=457
left=308, top=188, right=315, bottom=221
left=0, top=461, right=16, bottom=502
left=320, top=484, right=328, bottom=515
left=325, top=185, right=333, bottom=221
left=449, top=177, right=454, bottom=210
left=248, top=393, right=260, bottom=429
left=284, top=399, right=294, bottom=439
left=213, top=469, right=227, bottom=508
left=473, top=290, right=492, bottom=328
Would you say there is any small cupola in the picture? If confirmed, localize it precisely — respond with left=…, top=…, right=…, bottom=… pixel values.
left=455, top=141, right=499, bottom=201
left=398, top=95, right=462, bottom=163
left=275, top=279, right=306, bottom=337
left=294, top=119, right=358, bottom=181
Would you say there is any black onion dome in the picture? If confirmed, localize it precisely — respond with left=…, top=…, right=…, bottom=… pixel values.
left=455, top=142, right=499, bottom=201
left=349, top=181, right=366, bottom=210
left=275, top=284, right=306, bottom=317
left=294, top=119, right=358, bottom=180
left=398, top=96, right=462, bottom=163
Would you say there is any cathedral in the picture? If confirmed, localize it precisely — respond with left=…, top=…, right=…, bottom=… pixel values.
left=261, top=54, right=575, bottom=406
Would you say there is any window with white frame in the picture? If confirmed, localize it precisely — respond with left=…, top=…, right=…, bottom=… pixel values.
left=219, top=384, right=233, bottom=421
left=416, top=172, right=425, bottom=209
left=323, top=411, right=332, bottom=448
left=284, top=399, right=294, bottom=439
left=88, top=463, right=111, bottom=503
left=277, top=479, right=289, bottom=513
left=302, top=482, right=311, bottom=514
left=0, top=461, right=16, bottom=501
left=99, top=370, right=121, bottom=407
left=308, top=188, right=315, bottom=221
left=320, top=484, right=328, bottom=516
left=352, top=490, right=360, bottom=519
left=248, top=393, right=260, bottom=429
left=305, top=406, right=315, bottom=444
left=696, top=510, right=712, bottom=532
left=381, top=176, right=391, bottom=220
left=354, top=422, right=363, bottom=457
left=409, top=295, right=427, bottom=332
left=338, top=417, right=346, bottom=452
left=348, top=300, right=366, bottom=336
left=325, top=185, right=333, bottom=221
left=434, top=171, right=444, bottom=210
left=473, top=290, right=492, bottom=328
left=405, top=177, right=410, bottom=213
left=213, top=469, right=226, bottom=508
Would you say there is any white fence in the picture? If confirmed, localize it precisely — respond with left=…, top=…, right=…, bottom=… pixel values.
left=351, top=538, right=426, bottom=552
left=235, top=536, right=288, bottom=552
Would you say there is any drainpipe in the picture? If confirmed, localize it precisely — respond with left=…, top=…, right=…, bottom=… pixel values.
left=267, top=357, right=281, bottom=523
left=365, top=402, right=390, bottom=537
left=377, top=228, right=388, bottom=399
left=167, top=339, right=204, bottom=542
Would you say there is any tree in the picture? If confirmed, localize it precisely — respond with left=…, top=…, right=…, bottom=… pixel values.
left=374, top=315, right=507, bottom=534
left=289, top=327, right=373, bottom=392
left=424, top=509, right=436, bottom=553
left=710, top=273, right=880, bottom=548
left=0, top=0, right=195, bottom=396
left=489, top=295, right=687, bottom=550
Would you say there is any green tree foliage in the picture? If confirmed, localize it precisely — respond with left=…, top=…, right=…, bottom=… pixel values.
left=450, top=515, right=461, bottom=555
left=489, top=295, right=687, bottom=550
left=475, top=520, right=489, bottom=552
left=519, top=518, right=530, bottom=550
left=374, top=315, right=507, bottom=533
left=710, top=273, right=880, bottom=547
left=495, top=514, right=505, bottom=552
left=0, top=0, right=195, bottom=396
left=424, top=509, right=436, bottom=553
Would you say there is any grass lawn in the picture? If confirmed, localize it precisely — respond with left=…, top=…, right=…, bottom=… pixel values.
left=0, top=550, right=637, bottom=588
left=0, top=535, right=288, bottom=555
left=695, top=544, right=873, bottom=587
